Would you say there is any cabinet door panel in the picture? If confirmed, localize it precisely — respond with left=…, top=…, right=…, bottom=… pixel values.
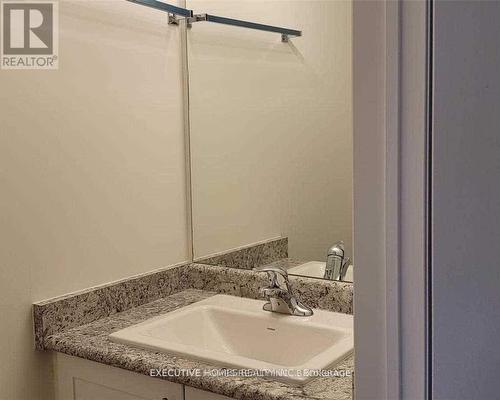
left=55, top=352, right=182, bottom=400
left=74, top=378, right=150, bottom=400
left=185, top=386, right=233, bottom=400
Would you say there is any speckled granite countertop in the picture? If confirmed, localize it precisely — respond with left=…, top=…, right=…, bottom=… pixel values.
left=262, top=258, right=305, bottom=271
left=44, top=289, right=353, bottom=400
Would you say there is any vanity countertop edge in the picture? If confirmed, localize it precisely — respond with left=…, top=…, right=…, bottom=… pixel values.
left=41, top=289, right=353, bottom=400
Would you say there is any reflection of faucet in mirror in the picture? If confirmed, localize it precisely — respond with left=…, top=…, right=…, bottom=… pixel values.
left=324, top=241, right=351, bottom=281
left=256, top=266, right=313, bottom=316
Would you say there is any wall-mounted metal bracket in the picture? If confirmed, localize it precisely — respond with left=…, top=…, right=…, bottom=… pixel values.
left=167, top=12, right=209, bottom=29
left=168, top=13, right=181, bottom=25
left=281, top=34, right=289, bottom=43
left=186, top=13, right=207, bottom=29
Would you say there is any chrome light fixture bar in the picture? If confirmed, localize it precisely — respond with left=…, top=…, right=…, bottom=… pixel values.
left=126, top=0, right=301, bottom=42
left=189, top=13, right=301, bottom=42
left=126, top=0, right=193, bottom=17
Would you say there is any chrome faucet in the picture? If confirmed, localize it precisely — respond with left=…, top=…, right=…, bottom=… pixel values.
left=256, top=266, right=313, bottom=316
left=324, top=241, right=350, bottom=281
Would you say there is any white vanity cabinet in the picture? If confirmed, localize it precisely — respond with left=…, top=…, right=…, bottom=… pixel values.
left=54, top=353, right=231, bottom=400
left=184, top=387, right=232, bottom=400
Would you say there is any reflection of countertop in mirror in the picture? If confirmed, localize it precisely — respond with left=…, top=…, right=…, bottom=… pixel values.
left=195, top=238, right=354, bottom=283
left=34, top=263, right=354, bottom=400
left=263, top=259, right=354, bottom=283
left=196, top=237, right=289, bottom=270
left=262, top=258, right=305, bottom=270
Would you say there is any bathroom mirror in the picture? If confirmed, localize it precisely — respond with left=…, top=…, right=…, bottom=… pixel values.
left=186, top=0, right=353, bottom=282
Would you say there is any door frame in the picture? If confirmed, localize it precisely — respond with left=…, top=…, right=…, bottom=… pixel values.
left=353, top=1, right=431, bottom=399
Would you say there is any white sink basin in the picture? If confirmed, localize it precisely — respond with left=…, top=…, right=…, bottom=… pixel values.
left=288, top=261, right=354, bottom=281
left=109, top=294, right=353, bottom=384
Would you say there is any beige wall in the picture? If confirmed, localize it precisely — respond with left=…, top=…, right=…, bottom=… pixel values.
left=187, top=0, right=353, bottom=261
left=0, top=1, right=352, bottom=398
left=0, top=1, right=189, bottom=399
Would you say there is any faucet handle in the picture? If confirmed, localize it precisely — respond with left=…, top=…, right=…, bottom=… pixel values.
left=339, top=257, right=351, bottom=281
left=255, top=266, right=288, bottom=277
left=255, top=266, right=313, bottom=317
left=255, top=266, right=290, bottom=291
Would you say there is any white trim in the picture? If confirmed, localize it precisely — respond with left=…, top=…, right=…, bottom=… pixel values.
left=399, top=1, right=429, bottom=398
left=353, top=1, right=429, bottom=399
left=353, top=0, right=390, bottom=397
